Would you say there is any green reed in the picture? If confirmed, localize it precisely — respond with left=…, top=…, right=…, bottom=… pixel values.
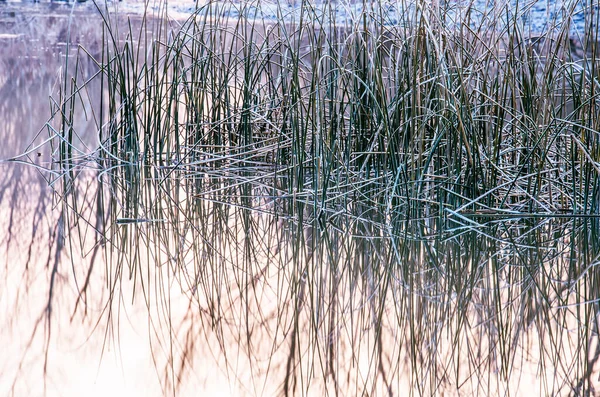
left=42, top=0, right=600, bottom=395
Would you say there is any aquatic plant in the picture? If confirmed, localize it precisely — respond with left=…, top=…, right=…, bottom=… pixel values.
left=39, top=0, right=600, bottom=395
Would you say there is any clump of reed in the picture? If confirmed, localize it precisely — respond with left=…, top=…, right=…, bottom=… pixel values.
left=43, top=0, right=600, bottom=395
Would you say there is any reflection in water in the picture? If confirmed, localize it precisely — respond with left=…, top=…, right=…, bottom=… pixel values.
left=2, top=1, right=600, bottom=396
left=0, top=4, right=181, bottom=397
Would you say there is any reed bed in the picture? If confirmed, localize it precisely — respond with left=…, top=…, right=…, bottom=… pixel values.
left=40, top=0, right=600, bottom=395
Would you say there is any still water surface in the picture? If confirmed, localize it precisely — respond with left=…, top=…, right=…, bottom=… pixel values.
left=1, top=1, right=600, bottom=396
left=0, top=4, right=212, bottom=396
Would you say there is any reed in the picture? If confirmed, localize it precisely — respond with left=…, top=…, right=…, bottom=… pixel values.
left=42, top=0, right=600, bottom=395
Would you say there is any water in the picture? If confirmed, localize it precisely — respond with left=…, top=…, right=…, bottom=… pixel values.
left=161, top=0, right=597, bottom=35
left=0, top=6, right=186, bottom=396
left=4, top=0, right=593, bottom=34
left=1, top=1, right=600, bottom=396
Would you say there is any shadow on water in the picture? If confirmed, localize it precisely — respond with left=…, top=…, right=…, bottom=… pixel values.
left=2, top=0, right=600, bottom=396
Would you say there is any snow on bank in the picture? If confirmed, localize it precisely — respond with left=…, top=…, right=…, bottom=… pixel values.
left=142, top=0, right=595, bottom=36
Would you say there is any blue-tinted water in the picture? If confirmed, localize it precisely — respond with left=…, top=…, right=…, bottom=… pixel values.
left=175, top=0, right=597, bottom=36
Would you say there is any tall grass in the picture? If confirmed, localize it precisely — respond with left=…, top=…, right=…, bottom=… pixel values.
left=41, top=0, right=600, bottom=395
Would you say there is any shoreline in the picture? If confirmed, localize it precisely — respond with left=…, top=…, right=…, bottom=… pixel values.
left=1, top=0, right=596, bottom=34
